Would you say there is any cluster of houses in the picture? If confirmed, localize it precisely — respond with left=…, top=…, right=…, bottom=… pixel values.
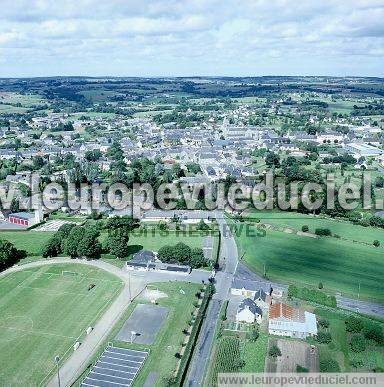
left=1, top=106, right=382, bottom=182
left=231, top=279, right=318, bottom=339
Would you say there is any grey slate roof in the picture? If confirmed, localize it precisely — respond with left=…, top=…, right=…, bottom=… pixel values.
left=238, top=298, right=263, bottom=316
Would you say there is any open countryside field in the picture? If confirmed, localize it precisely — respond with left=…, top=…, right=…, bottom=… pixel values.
left=0, top=263, right=122, bottom=386
left=232, top=222, right=384, bottom=302
left=244, top=210, right=384, bottom=245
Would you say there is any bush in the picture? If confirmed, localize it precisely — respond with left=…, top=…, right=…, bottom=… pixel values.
left=302, top=225, right=309, bottom=232
left=315, top=228, right=332, bottom=236
left=317, top=331, right=332, bottom=344
left=373, top=240, right=380, bottom=247
left=318, top=282, right=323, bottom=289
left=249, top=328, right=259, bottom=342
left=318, top=318, right=330, bottom=329
left=296, top=365, right=308, bottom=372
left=345, top=316, right=363, bottom=333
left=350, top=335, right=366, bottom=352
left=362, top=321, right=384, bottom=344
left=268, top=345, right=281, bottom=357
left=288, top=285, right=336, bottom=308
left=319, top=359, right=340, bottom=372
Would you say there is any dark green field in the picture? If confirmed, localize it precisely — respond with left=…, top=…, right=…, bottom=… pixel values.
left=233, top=221, right=384, bottom=303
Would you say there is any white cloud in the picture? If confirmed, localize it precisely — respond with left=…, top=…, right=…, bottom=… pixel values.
left=0, top=0, right=382, bottom=77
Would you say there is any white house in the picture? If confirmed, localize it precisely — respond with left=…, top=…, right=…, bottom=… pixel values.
left=236, top=298, right=263, bottom=324
left=231, top=278, right=259, bottom=298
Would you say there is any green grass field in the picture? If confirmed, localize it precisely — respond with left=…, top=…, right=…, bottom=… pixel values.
left=0, top=231, right=55, bottom=255
left=244, top=211, right=383, bottom=245
left=0, top=263, right=122, bottom=386
left=231, top=217, right=384, bottom=302
left=241, top=332, right=268, bottom=372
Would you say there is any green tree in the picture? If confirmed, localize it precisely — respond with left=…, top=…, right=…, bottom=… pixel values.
left=345, top=316, right=363, bottom=333
left=317, top=331, right=332, bottom=344
left=107, top=231, right=129, bottom=259
left=64, top=226, right=85, bottom=258
left=77, top=227, right=101, bottom=258
left=0, top=239, right=26, bottom=270
left=42, top=233, right=63, bottom=258
left=362, top=321, right=384, bottom=344
left=157, top=245, right=175, bottom=263
left=269, top=345, right=281, bottom=357
left=265, top=152, right=280, bottom=168
left=190, top=247, right=206, bottom=268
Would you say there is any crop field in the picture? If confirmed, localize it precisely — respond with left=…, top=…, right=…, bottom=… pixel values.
left=0, top=263, right=123, bottom=386
left=208, top=336, right=242, bottom=387
left=231, top=216, right=384, bottom=302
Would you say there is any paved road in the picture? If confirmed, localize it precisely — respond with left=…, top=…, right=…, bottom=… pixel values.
left=0, top=258, right=211, bottom=387
left=185, top=211, right=384, bottom=386
left=336, top=295, right=384, bottom=319
left=186, top=212, right=239, bottom=387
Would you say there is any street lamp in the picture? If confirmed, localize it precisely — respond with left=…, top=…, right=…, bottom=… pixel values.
left=54, top=355, right=61, bottom=387
left=130, top=330, right=136, bottom=344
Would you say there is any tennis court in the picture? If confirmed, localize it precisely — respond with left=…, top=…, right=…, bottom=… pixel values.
left=81, top=346, right=148, bottom=387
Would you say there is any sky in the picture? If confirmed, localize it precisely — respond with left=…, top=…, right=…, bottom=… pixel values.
left=0, top=0, right=383, bottom=78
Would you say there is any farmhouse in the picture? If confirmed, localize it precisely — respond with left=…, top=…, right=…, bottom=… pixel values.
left=268, top=303, right=317, bottom=339
left=236, top=298, right=263, bottom=324
left=231, top=278, right=259, bottom=297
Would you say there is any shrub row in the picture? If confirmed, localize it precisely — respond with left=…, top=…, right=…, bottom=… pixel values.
left=288, top=285, right=337, bottom=308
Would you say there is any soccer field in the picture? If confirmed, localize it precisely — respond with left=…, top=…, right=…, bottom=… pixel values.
left=0, top=263, right=123, bottom=386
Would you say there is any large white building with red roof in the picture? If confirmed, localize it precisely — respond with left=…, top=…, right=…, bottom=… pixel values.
left=268, top=302, right=317, bottom=339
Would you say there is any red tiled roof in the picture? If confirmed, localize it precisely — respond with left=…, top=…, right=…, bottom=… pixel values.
left=269, top=302, right=305, bottom=322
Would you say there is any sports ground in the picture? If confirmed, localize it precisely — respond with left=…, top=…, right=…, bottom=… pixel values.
left=0, top=263, right=122, bottom=386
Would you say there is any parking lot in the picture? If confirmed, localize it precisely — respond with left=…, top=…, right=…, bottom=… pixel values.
left=81, top=346, right=148, bottom=387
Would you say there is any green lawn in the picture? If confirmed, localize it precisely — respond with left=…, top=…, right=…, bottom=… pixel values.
left=0, top=231, right=55, bottom=255
left=74, top=282, right=201, bottom=387
left=232, top=221, right=384, bottom=302
left=0, top=263, right=123, bottom=386
left=244, top=210, right=383, bottom=245
left=241, top=333, right=268, bottom=372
